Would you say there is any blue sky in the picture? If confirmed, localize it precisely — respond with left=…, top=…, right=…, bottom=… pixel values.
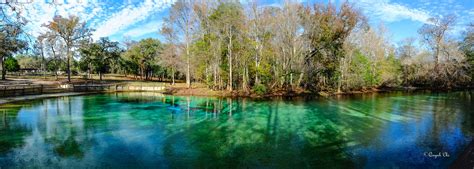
left=14, top=0, right=474, bottom=45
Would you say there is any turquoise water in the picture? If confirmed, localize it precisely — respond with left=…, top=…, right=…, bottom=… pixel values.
left=0, top=92, right=473, bottom=168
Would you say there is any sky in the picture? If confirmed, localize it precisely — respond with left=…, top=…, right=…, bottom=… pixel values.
left=8, top=0, right=474, bottom=45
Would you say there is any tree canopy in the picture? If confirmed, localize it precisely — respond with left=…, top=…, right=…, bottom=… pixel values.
left=1, top=0, right=473, bottom=94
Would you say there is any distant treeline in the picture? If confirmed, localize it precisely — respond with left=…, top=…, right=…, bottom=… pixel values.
left=1, top=1, right=473, bottom=94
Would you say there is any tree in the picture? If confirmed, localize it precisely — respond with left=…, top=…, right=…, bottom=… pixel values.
left=302, top=1, right=361, bottom=91
left=34, top=34, right=48, bottom=78
left=16, top=54, right=41, bottom=70
left=348, top=25, right=399, bottom=88
left=79, top=38, right=122, bottom=81
left=43, top=15, right=92, bottom=82
left=168, top=0, right=197, bottom=88
left=0, top=25, right=26, bottom=80
left=273, top=1, right=306, bottom=88
left=418, top=15, right=456, bottom=73
left=461, top=23, right=474, bottom=81
left=160, top=28, right=180, bottom=85
left=418, top=15, right=470, bottom=87
left=248, top=0, right=263, bottom=86
left=209, top=2, right=245, bottom=91
left=1, top=4, right=27, bottom=80
left=122, top=38, right=163, bottom=80
left=4, top=56, right=19, bottom=72
left=397, top=38, right=418, bottom=86
left=42, top=31, right=65, bottom=80
left=441, top=39, right=470, bottom=87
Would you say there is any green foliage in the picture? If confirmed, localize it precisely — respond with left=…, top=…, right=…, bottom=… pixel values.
left=461, top=25, right=474, bottom=80
left=3, top=1, right=467, bottom=92
left=5, top=56, right=20, bottom=72
left=0, top=25, right=27, bottom=57
left=304, top=2, right=361, bottom=90
left=16, top=54, right=42, bottom=69
left=45, top=57, right=65, bottom=73
left=121, top=38, right=163, bottom=79
left=380, top=54, right=402, bottom=86
left=252, top=84, right=267, bottom=95
left=350, top=52, right=375, bottom=88
left=0, top=23, right=27, bottom=79
left=43, top=15, right=92, bottom=82
left=191, top=37, right=212, bottom=83
left=79, top=38, right=122, bottom=78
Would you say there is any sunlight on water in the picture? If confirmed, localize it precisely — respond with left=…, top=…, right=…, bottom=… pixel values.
left=0, top=91, right=473, bottom=168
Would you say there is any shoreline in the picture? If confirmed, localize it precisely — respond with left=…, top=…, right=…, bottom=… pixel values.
left=164, top=86, right=474, bottom=98
left=0, top=86, right=472, bottom=105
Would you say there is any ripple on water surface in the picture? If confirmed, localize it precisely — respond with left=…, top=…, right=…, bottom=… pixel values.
left=0, top=91, right=473, bottom=168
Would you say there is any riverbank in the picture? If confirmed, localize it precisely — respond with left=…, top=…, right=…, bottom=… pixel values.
left=2, top=75, right=473, bottom=101
left=163, top=84, right=312, bottom=98
left=2, top=75, right=473, bottom=97
left=164, top=85, right=474, bottom=98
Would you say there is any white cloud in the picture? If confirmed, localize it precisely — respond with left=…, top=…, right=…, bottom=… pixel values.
left=92, top=0, right=174, bottom=40
left=16, top=0, right=174, bottom=40
left=355, top=0, right=431, bottom=24
left=18, top=0, right=102, bottom=37
left=123, top=21, right=162, bottom=38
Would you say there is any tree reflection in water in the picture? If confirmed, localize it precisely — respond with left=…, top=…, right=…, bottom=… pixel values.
left=0, top=92, right=472, bottom=168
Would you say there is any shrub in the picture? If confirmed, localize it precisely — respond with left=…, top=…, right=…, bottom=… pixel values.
left=252, top=84, right=267, bottom=95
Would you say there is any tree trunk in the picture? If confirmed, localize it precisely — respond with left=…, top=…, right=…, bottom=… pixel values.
left=171, top=68, right=175, bottom=85
left=242, top=66, right=249, bottom=91
left=228, top=28, right=233, bottom=91
left=99, top=72, right=103, bottom=81
left=255, top=44, right=259, bottom=85
left=1, top=57, right=5, bottom=80
left=337, top=57, right=343, bottom=93
left=297, top=71, right=304, bottom=87
left=140, top=67, right=144, bottom=80
left=186, top=38, right=191, bottom=88
left=50, top=46, right=58, bottom=81
left=213, top=63, right=217, bottom=89
left=67, top=47, right=71, bottom=82
left=41, top=49, right=46, bottom=79
left=88, top=64, right=91, bottom=79
left=434, top=45, right=440, bottom=74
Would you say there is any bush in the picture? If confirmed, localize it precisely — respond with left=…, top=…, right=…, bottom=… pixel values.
left=252, top=84, right=267, bottom=95
left=5, top=56, right=20, bottom=72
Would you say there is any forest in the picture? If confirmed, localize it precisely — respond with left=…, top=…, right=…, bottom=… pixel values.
left=1, top=0, right=474, bottom=94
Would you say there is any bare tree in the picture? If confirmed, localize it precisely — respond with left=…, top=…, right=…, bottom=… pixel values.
left=43, top=31, right=65, bottom=80
left=160, top=26, right=180, bottom=85
left=274, top=0, right=305, bottom=88
left=43, top=15, right=92, bottom=82
left=418, top=15, right=456, bottom=72
left=397, top=37, right=418, bottom=86
left=168, top=0, right=197, bottom=88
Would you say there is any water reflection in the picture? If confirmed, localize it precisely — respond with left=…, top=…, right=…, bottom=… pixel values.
left=0, top=92, right=472, bottom=168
